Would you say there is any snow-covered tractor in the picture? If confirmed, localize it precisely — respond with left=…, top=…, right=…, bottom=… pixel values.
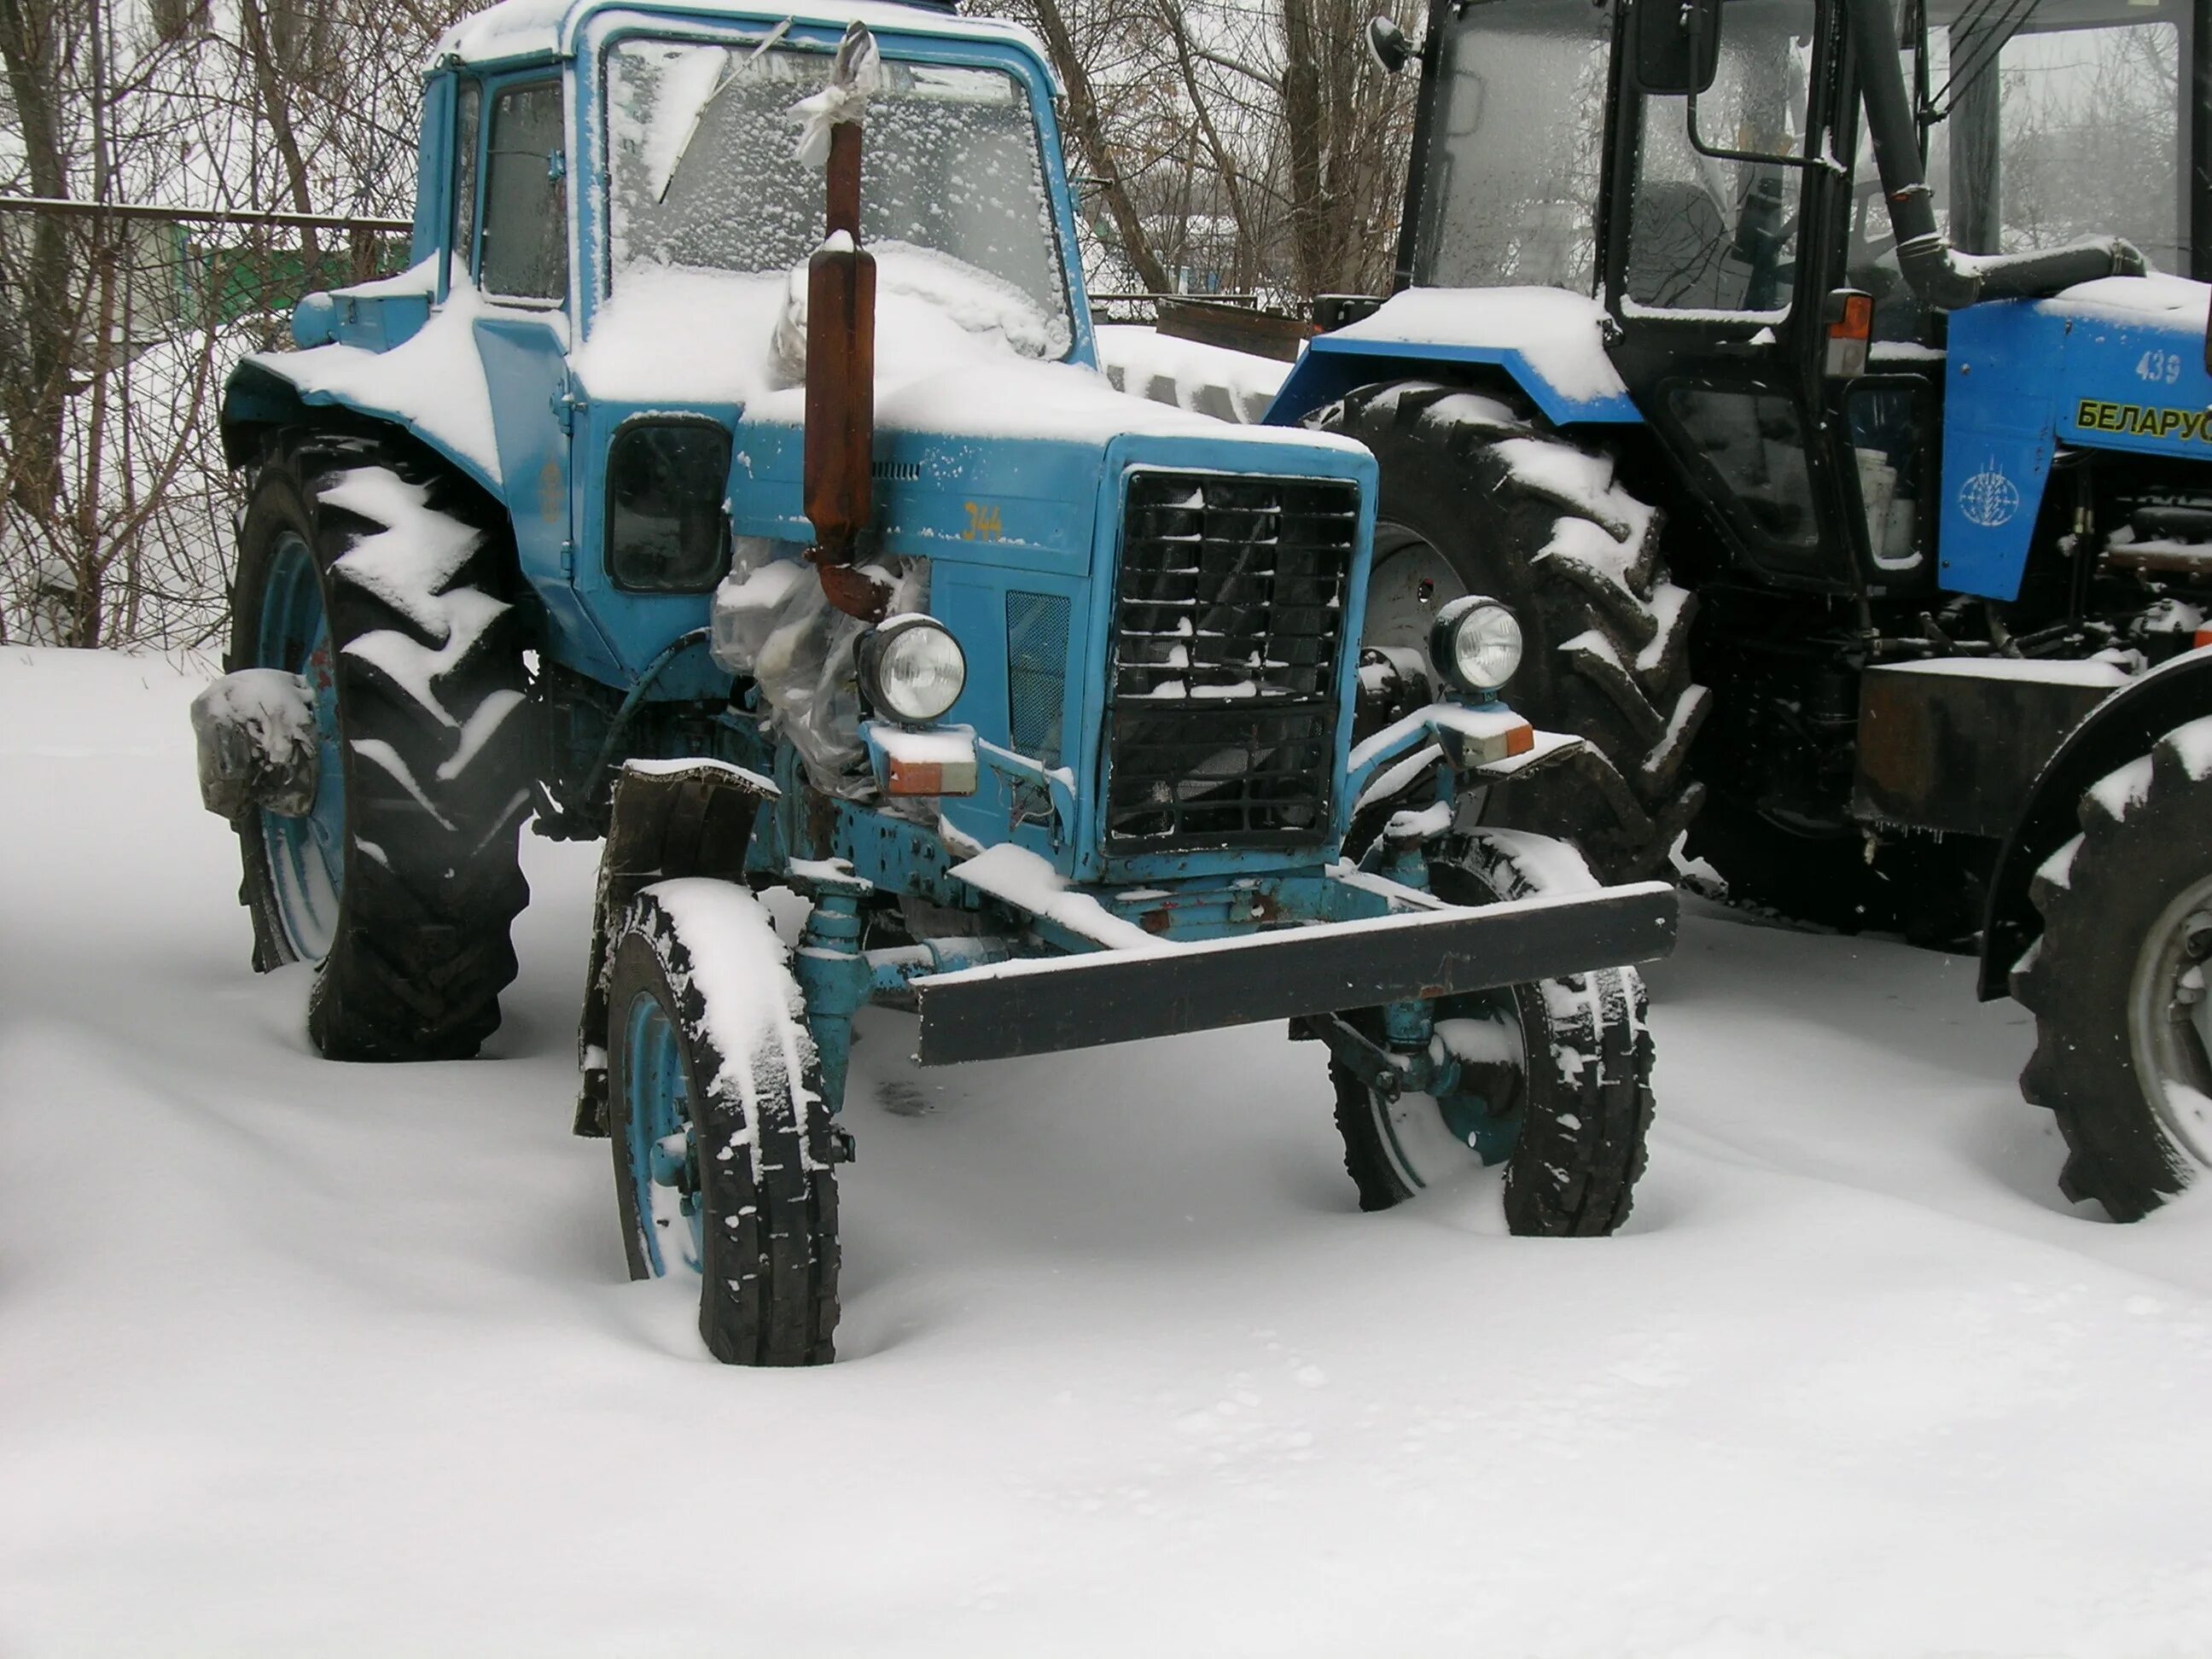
left=1260, top=0, right=2212, bottom=1219
left=188, top=0, right=1677, bottom=1364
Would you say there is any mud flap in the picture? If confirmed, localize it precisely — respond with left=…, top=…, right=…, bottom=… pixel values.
left=911, top=880, right=1677, bottom=1065
left=573, top=760, right=778, bottom=1136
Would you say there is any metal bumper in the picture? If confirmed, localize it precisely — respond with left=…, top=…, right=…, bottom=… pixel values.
left=911, top=880, right=1677, bottom=1066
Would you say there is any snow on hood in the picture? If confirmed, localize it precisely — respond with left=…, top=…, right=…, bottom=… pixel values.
left=2055, top=271, right=2212, bottom=322
left=1325, top=287, right=1630, bottom=405
left=577, top=256, right=1364, bottom=453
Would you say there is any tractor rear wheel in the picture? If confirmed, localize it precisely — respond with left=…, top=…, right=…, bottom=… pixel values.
left=607, top=881, right=840, bottom=1365
left=2014, top=722, right=2212, bottom=1219
left=1313, top=381, right=1708, bottom=882
left=1329, top=830, right=1656, bottom=1235
left=228, top=432, right=530, bottom=1061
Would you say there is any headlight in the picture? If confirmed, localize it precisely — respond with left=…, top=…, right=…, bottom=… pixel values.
left=860, top=614, right=967, bottom=724
left=1429, top=596, right=1523, bottom=692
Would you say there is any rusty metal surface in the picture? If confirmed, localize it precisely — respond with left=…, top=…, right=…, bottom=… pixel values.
left=1854, top=662, right=2120, bottom=839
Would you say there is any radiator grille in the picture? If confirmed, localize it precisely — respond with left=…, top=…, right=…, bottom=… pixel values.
left=1103, top=470, right=1358, bottom=849
left=1005, top=591, right=1070, bottom=767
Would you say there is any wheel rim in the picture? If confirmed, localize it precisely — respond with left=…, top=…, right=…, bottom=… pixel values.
left=1362, top=524, right=1470, bottom=658
left=2128, top=873, right=2212, bottom=1167
left=623, top=989, right=705, bottom=1277
left=254, top=530, right=345, bottom=962
left=1369, top=995, right=1528, bottom=1193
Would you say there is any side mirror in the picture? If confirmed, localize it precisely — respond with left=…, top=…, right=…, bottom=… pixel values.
left=1366, top=15, right=1417, bottom=77
left=1630, top=0, right=1723, bottom=96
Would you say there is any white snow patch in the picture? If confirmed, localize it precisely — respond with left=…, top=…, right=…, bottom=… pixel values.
left=2089, top=752, right=2157, bottom=822
left=2035, top=835, right=2082, bottom=893
left=247, top=282, right=506, bottom=482
left=2159, top=714, right=2212, bottom=783
left=1095, top=325, right=1289, bottom=425
left=1889, top=656, right=2133, bottom=688
left=323, top=468, right=487, bottom=644
left=1326, top=288, right=1630, bottom=405
left=648, top=877, right=821, bottom=1170
left=342, top=588, right=513, bottom=730
left=2055, top=271, right=2212, bottom=320
left=949, top=843, right=1165, bottom=952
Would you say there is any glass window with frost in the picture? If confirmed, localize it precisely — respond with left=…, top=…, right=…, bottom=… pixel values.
left=1624, top=0, right=1818, bottom=317
left=604, top=40, right=1073, bottom=359
left=1412, top=0, right=1613, bottom=294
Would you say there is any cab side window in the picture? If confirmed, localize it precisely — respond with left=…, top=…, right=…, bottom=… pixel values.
left=451, top=81, right=482, bottom=271
left=480, top=79, right=568, bottom=302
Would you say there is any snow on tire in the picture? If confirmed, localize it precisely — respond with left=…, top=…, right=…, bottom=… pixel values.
left=1314, top=381, right=1708, bottom=882
left=227, top=430, right=530, bottom=1061
left=2014, top=718, right=2212, bottom=1220
left=1330, top=830, right=1656, bottom=1235
left=605, top=881, right=840, bottom=1366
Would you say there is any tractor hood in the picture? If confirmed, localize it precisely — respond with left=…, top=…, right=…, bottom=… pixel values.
left=570, top=259, right=1366, bottom=562
left=723, top=352, right=1370, bottom=565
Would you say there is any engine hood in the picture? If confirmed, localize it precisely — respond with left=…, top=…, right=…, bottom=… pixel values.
left=727, top=352, right=1371, bottom=571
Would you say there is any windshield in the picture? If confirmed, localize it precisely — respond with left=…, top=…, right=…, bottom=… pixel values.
left=1912, top=0, right=2189, bottom=272
left=1409, top=0, right=1612, bottom=293
left=604, top=38, right=1074, bottom=357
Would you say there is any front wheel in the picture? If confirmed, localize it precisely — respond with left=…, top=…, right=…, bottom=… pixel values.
left=607, top=880, right=840, bottom=1365
left=2014, top=725, right=2212, bottom=1219
left=1330, top=831, right=1656, bottom=1235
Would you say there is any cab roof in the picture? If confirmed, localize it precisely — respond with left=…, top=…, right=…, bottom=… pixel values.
left=432, top=0, right=1051, bottom=73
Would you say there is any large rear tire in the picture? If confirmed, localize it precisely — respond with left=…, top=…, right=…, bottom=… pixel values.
left=1330, top=830, right=1656, bottom=1235
left=1313, top=381, right=1708, bottom=881
left=229, top=432, right=530, bottom=1061
left=2014, top=723, right=2212, bottom=1219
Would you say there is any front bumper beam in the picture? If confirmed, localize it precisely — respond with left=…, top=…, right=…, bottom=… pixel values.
left=911, top=880, right=1677, bottom=1066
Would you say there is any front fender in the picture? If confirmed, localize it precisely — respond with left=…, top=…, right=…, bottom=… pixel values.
left=1979, top=644, right=2212, bottom=999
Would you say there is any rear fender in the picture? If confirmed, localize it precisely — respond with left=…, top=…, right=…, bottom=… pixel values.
left=1265, top=335, right=1644, bottom=432
left=1979, top=645, right=2212, bottom=998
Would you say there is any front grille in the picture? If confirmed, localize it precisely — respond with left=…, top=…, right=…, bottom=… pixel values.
left=1103, top=470, right=1358, bottom=849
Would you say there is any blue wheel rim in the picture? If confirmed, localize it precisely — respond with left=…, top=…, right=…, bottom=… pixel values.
left=254, top=530, right=345, bottom=961
left=623, top=989, right=704, bottom=1277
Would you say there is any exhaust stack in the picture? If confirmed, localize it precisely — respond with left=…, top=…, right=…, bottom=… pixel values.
left=800, top=22, right=890, bottom=620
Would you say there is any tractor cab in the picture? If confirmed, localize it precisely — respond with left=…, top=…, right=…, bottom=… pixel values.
left=1381, top=0, right=2205, bottom=597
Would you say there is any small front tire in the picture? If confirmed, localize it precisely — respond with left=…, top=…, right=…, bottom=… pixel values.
left=606, top=880, right=840, bottom=1365
left=1330, top=831, right=1656, bottom=1236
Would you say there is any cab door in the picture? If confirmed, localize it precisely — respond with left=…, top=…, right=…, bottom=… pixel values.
left=1604, top=0, right=1864, bottom=591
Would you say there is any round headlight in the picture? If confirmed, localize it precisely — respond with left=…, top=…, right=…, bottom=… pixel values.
left=1430, top=596, right=1524, bottom=692
left=862, top=614, right=967, bottom=724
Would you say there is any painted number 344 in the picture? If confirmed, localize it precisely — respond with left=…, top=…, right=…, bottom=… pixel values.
left=2136, top=350, right=2186, bottom=385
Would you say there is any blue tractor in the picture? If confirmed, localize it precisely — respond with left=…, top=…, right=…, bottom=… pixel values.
left=188, top=0, right=1679, bottom=1364
left=1266, top=0, right=2212, bottom=1219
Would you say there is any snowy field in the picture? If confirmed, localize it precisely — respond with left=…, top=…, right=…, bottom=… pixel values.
left=7, top=645, right=2212, bottom=1658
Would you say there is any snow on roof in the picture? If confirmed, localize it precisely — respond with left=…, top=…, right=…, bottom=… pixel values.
left=434, top=0, right=1051, bottom=73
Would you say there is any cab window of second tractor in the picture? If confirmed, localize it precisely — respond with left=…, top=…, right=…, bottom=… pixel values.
left=1410, top=0, right=1615, bottom=294
left=1623, top=0, right=1820, bottom=315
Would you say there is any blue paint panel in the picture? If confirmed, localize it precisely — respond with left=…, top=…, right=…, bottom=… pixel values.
left=1266, top=335, right=1644, bottom=430
left=411, top=75, right=452, bottom=267
left=474, top=315, right=627, bottom=682
left=1941, top=292, right=2212, bottom=599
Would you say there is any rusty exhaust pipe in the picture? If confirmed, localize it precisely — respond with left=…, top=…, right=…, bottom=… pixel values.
left=801, top=23, right=891, bottom=622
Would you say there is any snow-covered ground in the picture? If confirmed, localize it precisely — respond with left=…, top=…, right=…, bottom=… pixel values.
left=6, top=646, right=2212, bottom=1657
